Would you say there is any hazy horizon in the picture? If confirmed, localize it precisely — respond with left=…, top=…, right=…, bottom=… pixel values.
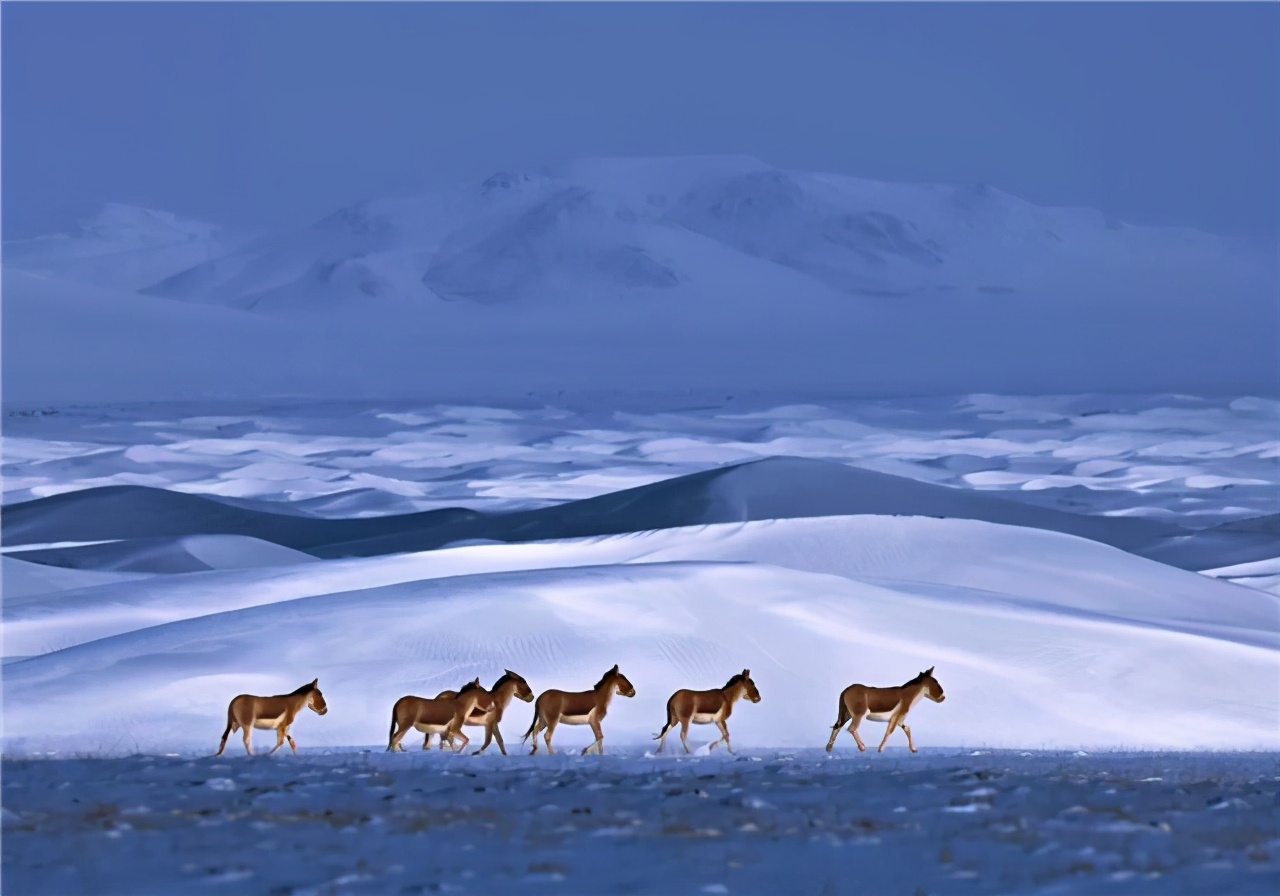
left=4, top=2, right=1277, bottom=240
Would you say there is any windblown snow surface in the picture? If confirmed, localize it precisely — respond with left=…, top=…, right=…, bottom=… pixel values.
left=2, top=396, right=1277, bottom=893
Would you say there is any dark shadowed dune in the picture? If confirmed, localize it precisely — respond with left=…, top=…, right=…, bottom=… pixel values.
left=1141, top=513, right=1280, bottom=572
left=1, top=485, right=482, bottom=552
left=2, top=456, right=1207, bottom=569
left=5, top=535, right=318, bottom=574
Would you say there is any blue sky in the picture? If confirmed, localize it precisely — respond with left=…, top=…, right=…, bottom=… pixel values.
left=3, top=2, right=1277, bottom=238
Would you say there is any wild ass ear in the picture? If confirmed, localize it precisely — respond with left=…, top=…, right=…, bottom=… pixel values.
left=471, top=677, right=481, bottom=685
left=311, top=678, right=318, bottom=687
left=743, top=668, right=751, bottom=677
left=505, top=669, right=515, bottom=677
left=924, top=666, right=935, bottom=677
left=611, top=663, right=619, bottom=673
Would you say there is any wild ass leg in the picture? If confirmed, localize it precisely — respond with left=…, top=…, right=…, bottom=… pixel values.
left=826, top=697, right=852, bottom=753
left=242, top=724, right=254, bottom=755
left=848, top=710, right=868, bottom=752
left=422, top=733, right=432, bottom=751
left=654, top=719, right=670, bottom=754
left=900, top=723, right=917, bottom=753
left=473, top=723, right=495, bottom=755
left=876, top=714, right=902, bottom=753
left=450, top=729, right=470, bottom=753
left=388, top=722, right=410, bottom=753
left=286, top=732, right=298, bottom=755
left=715, top=720, right=733, bottom=754
left=475, top=723, right=504, bottom=756
left=270, top=726, right=288, bottom=754
left=583, top=717, right=605, bottom=755
left=680, top=717, right=691, bottom=754
left=543, top=718, right=557, bottom=755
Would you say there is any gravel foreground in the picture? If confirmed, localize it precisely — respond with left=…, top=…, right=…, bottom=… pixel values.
left=2, top=749, right=1277, bottom=895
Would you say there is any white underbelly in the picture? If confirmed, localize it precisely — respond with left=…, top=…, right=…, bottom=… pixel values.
left=690, top=712, right=720, bottom=724
left=252, top=715, right=285, bottom=729
left=412, top=721, right=450, bottom=734
left=865, top=712, right=894, bottom=723
left=560, top=714, right=592, bottom=725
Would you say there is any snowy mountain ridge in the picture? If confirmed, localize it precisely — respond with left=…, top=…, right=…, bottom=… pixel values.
left=4, top=155, right=1275, bottom=401
left=3, top=203, right=238, bottom=291
left=7, top=155, right=1267, bottom=311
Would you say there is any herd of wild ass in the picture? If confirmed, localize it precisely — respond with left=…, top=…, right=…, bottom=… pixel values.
left=216, top=666, right=946, bottom=757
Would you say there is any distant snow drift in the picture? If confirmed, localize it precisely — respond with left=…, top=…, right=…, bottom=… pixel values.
left=4, top=517, right=1277, bottom=753
left=0, top=456, right=1194, bottom=565
left=4, top=156, right=1276, bottom=401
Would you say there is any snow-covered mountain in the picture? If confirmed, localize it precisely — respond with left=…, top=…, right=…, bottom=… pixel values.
left=100, top=155, right=1266, bottom=311
left=3, top=156, right=1275, bottom=401
left=3, top=203, right=245, bottom=291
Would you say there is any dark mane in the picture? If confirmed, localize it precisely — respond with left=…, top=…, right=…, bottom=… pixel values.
left=289, top=681, right=316, bottom=695
left=903, top=669, right=931, bottom=687
left=724, top=672, right=746, bottom=688
left=458, top=680, right=482, bottom=695
left=594, top=668, right=618, bottom=688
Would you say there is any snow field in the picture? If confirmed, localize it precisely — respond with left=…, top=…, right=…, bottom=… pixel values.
left=4, top=516, right=1276, bottom=754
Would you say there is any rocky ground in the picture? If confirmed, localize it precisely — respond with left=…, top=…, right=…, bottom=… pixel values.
left=3, top=749, right=1276, bottom=895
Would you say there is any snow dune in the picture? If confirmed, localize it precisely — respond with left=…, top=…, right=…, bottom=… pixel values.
left=6, top=535, right=316, bottom=575
left=2, top=456, right=1188, bottom=564
left=0, top=556, right=145, bottom=601
left=4, top=516, right=1275, bottom=753
left=1204, top=556, right=1280, bottom=596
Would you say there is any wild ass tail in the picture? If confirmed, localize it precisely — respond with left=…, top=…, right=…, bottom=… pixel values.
left=520, top=710, right=539, bottom=743
left=653, top=698, right=677, bottom=740
left=831, top=697, right=851, bottom=731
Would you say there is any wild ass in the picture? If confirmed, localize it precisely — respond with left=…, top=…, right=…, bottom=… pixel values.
left=215, top=678, right=328, bottom=756
left=429, top=670, right=535, bottom=755
left=387, top=678, right=496, bottom=753
left=825, top=667, right=946, bottom=753
left=654, top=669, right=761, bottom=754
left=522, top=664, right=635, bottom=755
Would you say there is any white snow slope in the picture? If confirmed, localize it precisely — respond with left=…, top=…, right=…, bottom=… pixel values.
left=5, top=516, right=1276, bottom=755
left=4, top=156, right=1276, bottom=401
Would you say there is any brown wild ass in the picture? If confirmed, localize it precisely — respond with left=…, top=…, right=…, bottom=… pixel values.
left=387, top=678, right=496, bottom=753
left=522, top=664, right=636, bottom=755
left=215, top=678, right=328, bottom=756
left=429, top=670, right=535, bottom=755
left=825, top=667, right=946, bottom=753
left=654, top=669, right=761, bottom=754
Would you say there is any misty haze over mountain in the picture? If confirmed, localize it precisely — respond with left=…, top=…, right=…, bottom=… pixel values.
left=4, top=156, right=1275, bottom=402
